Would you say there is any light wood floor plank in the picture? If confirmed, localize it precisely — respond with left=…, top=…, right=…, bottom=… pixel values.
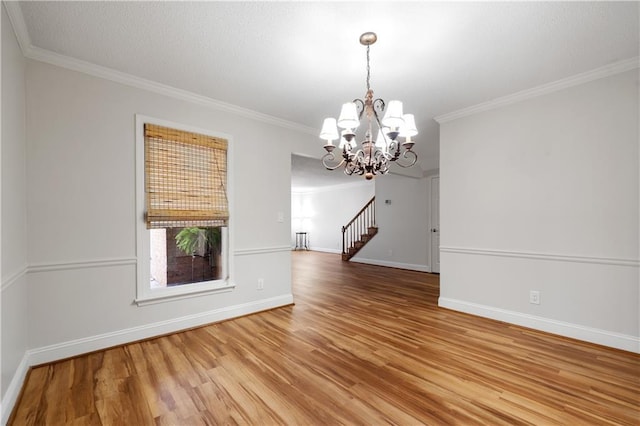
left=9, top=251, right=640, bottom=425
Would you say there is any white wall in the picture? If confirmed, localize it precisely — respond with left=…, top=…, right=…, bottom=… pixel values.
left=23, top=58, right=317, bottom=359
left=1, top=3, right=29, bottom=416
left=355, top=173, right=431, bottom=272
left=439, top=69, right=639, bottom=352
left=292, top=182, right=374, bottom=253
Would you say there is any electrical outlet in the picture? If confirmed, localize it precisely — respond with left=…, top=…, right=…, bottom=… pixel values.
left=257, top=278, right=264, bottom=290
left=529, top=290, right=540, bottom=305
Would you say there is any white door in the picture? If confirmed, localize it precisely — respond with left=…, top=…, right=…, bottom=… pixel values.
left=430, top=176, right=440, bottom=273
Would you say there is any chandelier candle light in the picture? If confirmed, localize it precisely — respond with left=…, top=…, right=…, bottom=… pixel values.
left=320, top=32, right=418, bottom=180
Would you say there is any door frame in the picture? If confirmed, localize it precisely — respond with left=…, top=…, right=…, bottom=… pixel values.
left=428, top=175, right=440, bottom=273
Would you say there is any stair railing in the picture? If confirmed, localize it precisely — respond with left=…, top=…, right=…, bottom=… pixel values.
left=342, top=197, right=376, bottom=257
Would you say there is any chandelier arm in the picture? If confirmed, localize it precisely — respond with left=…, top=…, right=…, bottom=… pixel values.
left=372, top=99, right=385, bottom=117
left=394, top=150, right=418, bottom=168
left=378, top=157, right=391, bottom=174
left=372, top=107, right=394, bottom=148
left=351, top=149, right=367, bottom=175
left=322, top=152, right=346, bottom=170
left=344, top=160, right=357, bottom=175
left=353, top=99, right=365, bottom=120
left=372, top=154, right=382, bottom=173
left=353, top=148, right=365, bottom=162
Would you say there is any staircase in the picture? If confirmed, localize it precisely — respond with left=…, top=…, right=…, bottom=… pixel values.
left=342, top=197, right=378, bottom=261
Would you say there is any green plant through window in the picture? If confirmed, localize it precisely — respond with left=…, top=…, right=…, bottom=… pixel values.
left=150, top=227, right=223, bottom=288
left=175, top=227, right=222, bottom=257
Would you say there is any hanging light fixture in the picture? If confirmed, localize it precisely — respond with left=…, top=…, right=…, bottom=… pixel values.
left=320, top=32, right=418, bottom=180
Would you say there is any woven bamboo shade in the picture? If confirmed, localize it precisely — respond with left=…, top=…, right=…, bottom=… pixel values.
left=144, top=124, right=228, bottom=229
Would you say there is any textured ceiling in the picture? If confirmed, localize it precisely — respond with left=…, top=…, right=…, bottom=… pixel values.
left=10, top=1, right=640, bottom=186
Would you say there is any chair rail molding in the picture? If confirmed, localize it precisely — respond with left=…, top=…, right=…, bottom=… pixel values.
left=28, top=257, right=138, bottom=274
left=1, top=264, right=28, bottom=292
left=234, top=246, right=292, bottom=256
left=440, top=246, right=639, bottom=268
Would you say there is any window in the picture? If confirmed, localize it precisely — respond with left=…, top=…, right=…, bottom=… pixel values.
left=135, top=116, right=234, bottom=305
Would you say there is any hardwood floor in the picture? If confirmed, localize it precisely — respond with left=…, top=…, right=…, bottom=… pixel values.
left=10, top=251, right=640, bottom=425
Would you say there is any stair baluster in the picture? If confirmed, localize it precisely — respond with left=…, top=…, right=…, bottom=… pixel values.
left=342, top=197, right=378, bottom=261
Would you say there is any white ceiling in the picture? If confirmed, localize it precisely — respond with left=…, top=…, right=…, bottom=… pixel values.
left=7, top=1, right=639, bottom=186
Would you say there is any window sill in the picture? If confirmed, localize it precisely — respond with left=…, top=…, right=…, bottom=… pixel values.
left=134, top=281, right=236, bottom=306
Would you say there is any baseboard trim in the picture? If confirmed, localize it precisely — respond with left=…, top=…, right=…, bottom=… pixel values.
left=1, top=353, right=30, bottom=426
left=350, top=257, right=431, bottom=273
left=307, top=247, right=341, bottom=254
left=27, top=294, right=294, bottom=366
left=438, top=297, right=639, bottom=353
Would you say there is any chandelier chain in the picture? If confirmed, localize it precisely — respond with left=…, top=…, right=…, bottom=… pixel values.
left=366, top=45, right=371, bottom=92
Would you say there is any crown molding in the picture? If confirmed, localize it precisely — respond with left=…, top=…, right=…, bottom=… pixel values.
left=2, top=2, right=316, bottom=136
left=26, top=46, right=318, bottom=135
left=3, top=1, right=31, bottom=55
left=435, top=56, right=640, bottom=124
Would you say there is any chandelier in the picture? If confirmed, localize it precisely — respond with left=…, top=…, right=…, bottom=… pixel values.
left=320, top=32, right=418, bottom=180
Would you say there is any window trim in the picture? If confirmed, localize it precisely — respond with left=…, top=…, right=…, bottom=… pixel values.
left=134, top=114, right=234, bottom=306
